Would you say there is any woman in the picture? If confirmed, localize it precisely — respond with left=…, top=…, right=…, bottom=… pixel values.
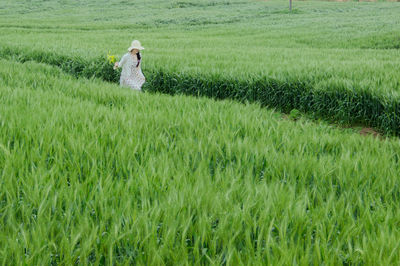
left=114, top=40, right=145, bottom=91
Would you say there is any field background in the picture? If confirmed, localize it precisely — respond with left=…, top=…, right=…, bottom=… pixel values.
left=1, top=0, right=400, bottom=93
left=2, top=0, right=400, bottom=134
left=1, top=0, right=400, bottom=264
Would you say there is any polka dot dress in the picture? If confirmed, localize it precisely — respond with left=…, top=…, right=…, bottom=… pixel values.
left=118, top=53, right=146, bottom=91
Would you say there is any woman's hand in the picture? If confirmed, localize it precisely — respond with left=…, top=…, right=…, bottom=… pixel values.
left=113, top=62, right=119, bottom=69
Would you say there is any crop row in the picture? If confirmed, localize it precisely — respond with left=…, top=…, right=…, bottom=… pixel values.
left=1, top=45, right=399, bottom=135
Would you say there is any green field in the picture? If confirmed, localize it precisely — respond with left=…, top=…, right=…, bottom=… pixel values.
left=1, top=0, right=400, bottom=264
left=1, top=0, right=400, bottom=133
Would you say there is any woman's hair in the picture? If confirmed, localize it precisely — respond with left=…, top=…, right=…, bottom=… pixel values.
left=136, top=52, right=141, bottom=67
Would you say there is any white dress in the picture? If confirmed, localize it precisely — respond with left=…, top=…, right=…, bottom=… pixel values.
left=118, top=53, right=145, bottom=91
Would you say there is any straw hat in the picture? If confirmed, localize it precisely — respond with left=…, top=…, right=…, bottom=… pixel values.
left=128, top=40, right=145, bottom=51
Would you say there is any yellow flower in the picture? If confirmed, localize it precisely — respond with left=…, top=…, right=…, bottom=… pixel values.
left=107, top=54, right=116, bottom=64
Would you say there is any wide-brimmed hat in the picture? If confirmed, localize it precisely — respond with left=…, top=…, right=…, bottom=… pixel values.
left=128, top=40, right=145, bottom=51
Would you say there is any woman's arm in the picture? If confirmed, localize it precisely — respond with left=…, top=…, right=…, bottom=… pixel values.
left=116, top=54, right=128, bottom=68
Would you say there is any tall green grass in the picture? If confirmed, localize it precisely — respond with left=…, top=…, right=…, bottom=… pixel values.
left=1, top=59, right=400, bottom=264
left=1, top=0, right=400, bottom=134
left=1, top=1, right=400, bottom=263
left=2, top=46, right=400, bottom=135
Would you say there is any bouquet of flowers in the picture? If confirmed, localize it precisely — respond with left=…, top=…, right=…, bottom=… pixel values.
left=107, top=53, right=118, bottom=69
